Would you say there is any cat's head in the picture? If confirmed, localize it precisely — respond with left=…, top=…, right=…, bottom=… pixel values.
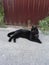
left=31, top=26, right=39, bottom=38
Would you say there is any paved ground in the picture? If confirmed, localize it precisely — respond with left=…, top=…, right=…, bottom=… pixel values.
left=0, top=27, right=49, bottom=65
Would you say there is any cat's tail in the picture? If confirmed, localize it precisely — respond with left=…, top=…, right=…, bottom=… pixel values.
left=7, top=31, right=16, bottom=37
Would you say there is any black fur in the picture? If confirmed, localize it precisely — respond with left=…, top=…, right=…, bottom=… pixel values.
left=7, top=26, right=42, bottom=43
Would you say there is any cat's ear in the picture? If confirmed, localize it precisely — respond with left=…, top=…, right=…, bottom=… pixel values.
left=32, top=25, right=37, bottom=28
left=31, top=25, right=36, bottom=30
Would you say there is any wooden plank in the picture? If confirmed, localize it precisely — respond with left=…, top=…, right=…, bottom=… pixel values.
left=3, top=0, right=49, bottom=25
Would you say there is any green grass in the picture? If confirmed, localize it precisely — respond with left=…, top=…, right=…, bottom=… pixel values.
left=0, top=3, right=6, bottom=28
left=39, top=16, right=49, bottom=34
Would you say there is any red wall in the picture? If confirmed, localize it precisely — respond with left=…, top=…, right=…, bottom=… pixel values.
left=3, top=0, right=49, bottom=25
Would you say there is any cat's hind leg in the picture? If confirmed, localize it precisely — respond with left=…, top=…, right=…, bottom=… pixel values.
left=8, top=36, right=14, bottom=42
left=13, top=37, right=16, bottom=43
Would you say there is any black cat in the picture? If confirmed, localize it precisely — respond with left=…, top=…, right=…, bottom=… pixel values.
left=7, top=26, right=42, bottom=43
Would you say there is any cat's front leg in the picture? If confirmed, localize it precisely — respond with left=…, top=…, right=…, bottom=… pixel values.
left=35, top=38, right=42, bottom=44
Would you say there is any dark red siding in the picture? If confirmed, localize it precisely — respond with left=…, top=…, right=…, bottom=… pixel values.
left=3, top=0, right=49, bottom=25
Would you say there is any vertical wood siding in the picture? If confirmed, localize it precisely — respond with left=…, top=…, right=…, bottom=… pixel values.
left=3, top=0, right=49, bottom=25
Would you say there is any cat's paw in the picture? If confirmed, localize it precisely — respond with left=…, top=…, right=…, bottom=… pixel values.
left=8, top=39, right=11, bottom=42
left=14, top=40, right=16, bottom=43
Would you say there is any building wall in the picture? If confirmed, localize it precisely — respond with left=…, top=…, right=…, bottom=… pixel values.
left=3, top=0, right=49, bottom=26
